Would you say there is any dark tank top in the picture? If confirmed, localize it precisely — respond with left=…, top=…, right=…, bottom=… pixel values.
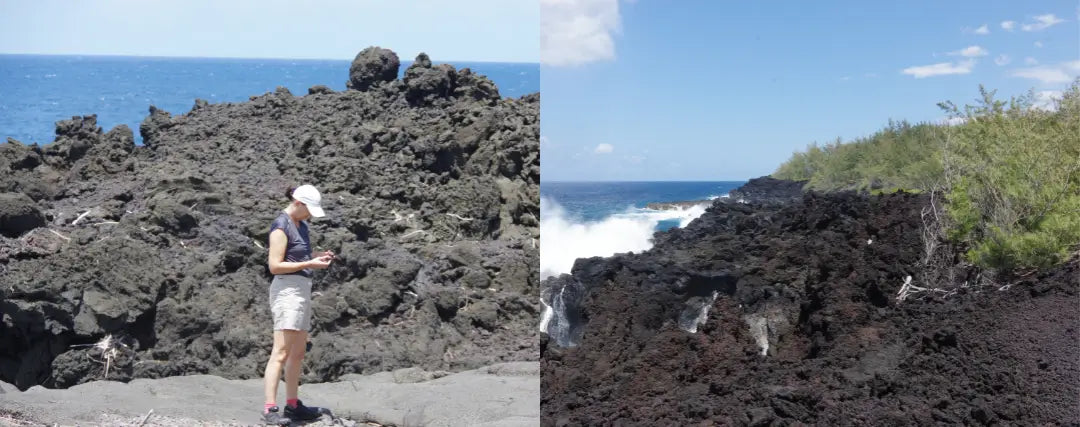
left=269, top=212, right=312, bottom=277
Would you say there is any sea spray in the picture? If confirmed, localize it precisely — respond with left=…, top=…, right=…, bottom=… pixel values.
left=539, top=276, right=585, bottom=347
left=540, top=197, right=709, bottom=279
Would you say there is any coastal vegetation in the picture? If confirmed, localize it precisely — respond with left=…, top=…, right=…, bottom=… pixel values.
left=774, top=80, right=1080, bottom=271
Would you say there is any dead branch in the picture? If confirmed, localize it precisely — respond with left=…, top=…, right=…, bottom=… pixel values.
left=97, top=336, right=119, bottom=379
left=896, top=275, right=952, bottom=302
left=137, top=409, right=154, bottom=427
left=47, top=229, right=70, bottom=241
left=391, top=210, right=415, bottom=223
left=71, top=334, right=127, bottom=380
left=71, top=210, right=92, bottom=225
left=401, top=230, right=426, bottom=239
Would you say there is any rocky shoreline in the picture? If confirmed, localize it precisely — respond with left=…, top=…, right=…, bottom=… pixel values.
left=0, top=47, right=539, bottom=392
left=642, top=177, right=807, bottom=211
left=540, top=177, right=1078, bottom=425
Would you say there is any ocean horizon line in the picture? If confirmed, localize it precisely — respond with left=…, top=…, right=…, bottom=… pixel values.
left=0, top=52, right=540, bottom=65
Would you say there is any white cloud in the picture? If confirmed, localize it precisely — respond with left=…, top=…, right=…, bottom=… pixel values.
left=1034, top=41, right=1044, bottom=48
left=949, top=45, right=988, bottom=57
left=541, top=0, right=621, bottom=67
left=1011, top=66, right=1071, bottom=84
left=1032, top=90, right=1063, bottom=111
left=840, top=76, right=851, bottom=81
left=1010, top=60, right=1080, bottom=85
left=1025, top=57, right=1039, bottom=65
left=902, top=59, right=976, bottom=78
left=624, top=155, right=645, bottom=164
left=974, top=24, right=990, bottom=35
left=1001, top=20, right=1016, bottom=31
left=864, top=72, right=879, bottom=78
left=1022, top=14, right=1064, bottom=31
left=994, top=54, right=1011, bottom=66
left=594, top=143, right=614, bottom=154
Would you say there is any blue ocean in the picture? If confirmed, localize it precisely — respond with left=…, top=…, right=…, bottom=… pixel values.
left=0, top=55, right=540, bottom=145
left=539, top=181, right=745, bottom=278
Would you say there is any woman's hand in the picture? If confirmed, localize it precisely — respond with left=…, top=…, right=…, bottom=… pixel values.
left=307, top=255, right=333, bottom=270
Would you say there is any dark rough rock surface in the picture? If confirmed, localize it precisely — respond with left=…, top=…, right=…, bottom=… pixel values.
left=0, top=47, right=539, bottom=392
left=0, top=193, right=46, bottom=238
left=308, top=85, right=336, bottom=95
left=346, top=46, right=401, bottom=91
left=727, top=175, right=806, bottom=203
left=540, top=178, right=1079, bottom=425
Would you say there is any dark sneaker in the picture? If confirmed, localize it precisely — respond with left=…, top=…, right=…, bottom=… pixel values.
left=262, top=406, right=290, bottom=425
left=284, top=400, right=323, bottom=421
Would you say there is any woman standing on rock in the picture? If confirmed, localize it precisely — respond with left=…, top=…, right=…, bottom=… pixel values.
left=261, top=184, right=333, bottom=424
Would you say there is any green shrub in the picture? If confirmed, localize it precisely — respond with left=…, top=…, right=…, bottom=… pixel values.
left=772, top=79, right=1080, bottom=271
left=773, top=121, right=945, bottom=192
left=939, top=82, right=1080, bottom=270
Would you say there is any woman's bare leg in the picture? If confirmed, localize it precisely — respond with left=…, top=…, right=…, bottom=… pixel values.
left=262, top=330, right=291, bottom=406
left=283, top=330, right=307, bottom=401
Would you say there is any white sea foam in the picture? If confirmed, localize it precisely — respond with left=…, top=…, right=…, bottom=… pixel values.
left=540, top=197, right=710, bottom=279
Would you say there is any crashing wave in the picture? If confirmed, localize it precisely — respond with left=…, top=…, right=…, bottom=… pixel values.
left=540, top=197, right=709, bottom=279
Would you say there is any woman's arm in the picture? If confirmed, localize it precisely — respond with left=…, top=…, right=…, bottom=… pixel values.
left=267, top=229, right=311, bottom=275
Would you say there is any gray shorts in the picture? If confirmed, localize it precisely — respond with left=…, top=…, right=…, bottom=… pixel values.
left=269, top=275, right=313, bottom=331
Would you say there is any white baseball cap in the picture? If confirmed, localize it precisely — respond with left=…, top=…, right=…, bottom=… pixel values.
left=292, top=184, right=325, bottom=218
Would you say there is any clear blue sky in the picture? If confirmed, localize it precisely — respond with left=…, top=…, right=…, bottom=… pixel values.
left=0, top=0, right=538, bottom=62
left=540, top=0, right=1080, bottom=181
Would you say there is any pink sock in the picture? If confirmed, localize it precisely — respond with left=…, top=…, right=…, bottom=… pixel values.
left=287, top=398, right=298, bottom=408
left=264, top=403, right=276, bottom=413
